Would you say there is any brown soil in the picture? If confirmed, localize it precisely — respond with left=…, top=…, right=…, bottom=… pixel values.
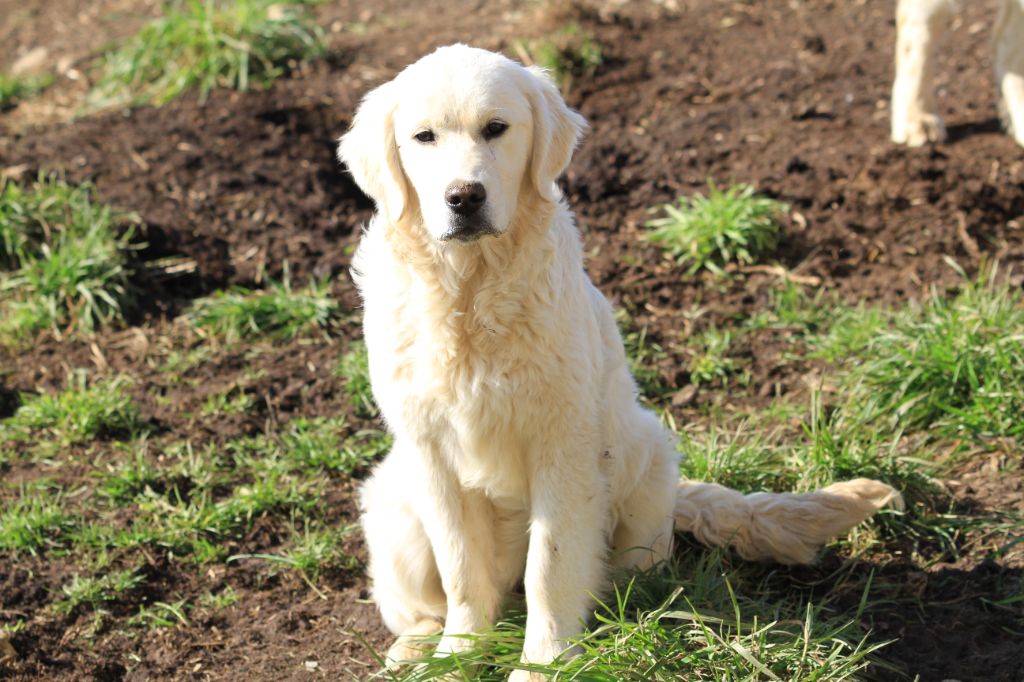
left=2, top=0, right=1023, bottom=680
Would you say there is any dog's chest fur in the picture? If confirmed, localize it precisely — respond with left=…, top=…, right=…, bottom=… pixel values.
left=355, top=216, right=601, bottom=501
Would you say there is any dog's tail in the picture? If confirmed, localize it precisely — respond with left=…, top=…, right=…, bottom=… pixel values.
left=673, top=478, right=903, bottom=565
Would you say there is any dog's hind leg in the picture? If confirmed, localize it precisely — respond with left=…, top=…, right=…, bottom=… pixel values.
left=673, top=478, right=903, bottom=565
left=609, top=413, right=678, bottom=572
left=359, top=454, right=447, bottom=667
left=995, top=0, right=1024, bottom=145
left=892, top=0, right=953, bottom=145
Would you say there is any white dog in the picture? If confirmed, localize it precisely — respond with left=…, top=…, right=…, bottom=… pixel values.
left=892, top=0, right=1024, bottom=146
left=339, top=44, right=902, bottom=680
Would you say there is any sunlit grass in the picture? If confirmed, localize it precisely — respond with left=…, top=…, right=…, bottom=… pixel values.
left=513, top=23, right=603, bottom=93
left=686, top=326, right=743, bottom=387
left=0, top=374, right=142, bottom=447
left=615, top=308, right=670, bottom=403
left=228, top=523, right=357, bottom=580
left=187, top=274, right=340, bottom=342
left=819, top=264, right=1024, bottom=441
left=88, top=0, right=325, bottom=109
left=0, top=175, right=139, bottom=341
left=387, top=552, right=886, bottom=681
left=0, top=490, right=77, bottom=555
left=646, top=182, right=787, bottom=276
left=335, top=340, right=376, bottom=418
left=0, top=71, right=53, bottom=109
left=52, top=568, right=144, bottom=615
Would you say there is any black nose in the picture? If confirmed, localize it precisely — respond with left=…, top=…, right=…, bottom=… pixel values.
left=445, top=182, right=487, bottom=216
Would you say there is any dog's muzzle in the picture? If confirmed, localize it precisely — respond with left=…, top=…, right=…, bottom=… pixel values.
left=441, top=181, right=496, bottom=242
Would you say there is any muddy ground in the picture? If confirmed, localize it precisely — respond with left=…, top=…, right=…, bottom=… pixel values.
left=1, top=0, right=1023, bottom=680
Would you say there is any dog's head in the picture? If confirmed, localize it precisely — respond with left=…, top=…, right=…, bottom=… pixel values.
left=338, top=44, right=586, bottom=244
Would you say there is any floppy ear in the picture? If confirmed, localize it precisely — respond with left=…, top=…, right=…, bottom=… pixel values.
left=337, top=80, right=408, bottom=223
left=524, top=66, right=587, bottom=202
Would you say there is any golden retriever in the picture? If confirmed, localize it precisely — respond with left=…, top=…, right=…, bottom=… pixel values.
left=892, top=0, right=1024, bottom=146
left=338, top=44, right=902, bottom=680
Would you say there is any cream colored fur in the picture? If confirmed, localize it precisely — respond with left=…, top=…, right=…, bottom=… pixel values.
left=339, top=44, right=903, bottom=681
left=892, top=0, right=1024, bottom=146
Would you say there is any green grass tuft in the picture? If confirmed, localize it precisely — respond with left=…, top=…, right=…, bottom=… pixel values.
left=0, top=175, right=138, bottom=340
left=387, top=554, right=885, bottom=681
left=821, top=264, right=1024, bottom=440
left=514, top=23, right=603, bottom=93
left=0, top=72, right=54, bottom=109
left=187, top=274, right=339, bottom=342
left=335, top=340, right=376, bottom=418
left=0, top=492, right=76, bottom=555
left=52, top=568, right=144, bottom=615
left=615, top=308, right=671, bottom=404
left=1, top=374, right=142, bottom=447
left=88, top=0, right=325, bottom=109
left=128, top=599, right=192, bottom=629
left=228, top=523, right=357, bottom=579
left=98, top=446, right=163, bottom=504
left=229, top=416, right=389, bottom=475
left=200, top=386, right=255, bottom=415
left=686, top=326, right=743, bottom=387
left=646, top=182, right=787, bottom=276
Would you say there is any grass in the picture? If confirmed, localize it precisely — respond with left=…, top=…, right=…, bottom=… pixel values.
left=228, top=416, right=390, bottom=475
left=0, top=72, right=54, bottom=109
left=335, top=340, right=376, bottom=418
left=98, top=445, right=163, bottom=504
left=187, top=274, right=340, bottom=342
left=88, top=0, right=325, bottom=109
left=646, top=182, right=787, bottom=276
left=514, top=23, right=603, bottom=93
left=1, top=221, right=1019, bottom=679
left=387, top=553, right=885, bottom=681
left=819, top=264, right=1024, bottom=441
left=198, top=585, right=239, bottom=610
left=0, top=374, right=142, bottom=448
left=58, top=416, right=385, bottom=565
left=686, top=326, right=743, bottom=387
left=615, top=308, right=671, bottom=404
left=0, top=491, right=76, bottom=555
left=200, top=386, right=255, bottom=415
left=228, top=523, right=357, bottom=579
left=0, top=175, right=139, bottom=341
left=52, top=568, right=144, bottom=615
left=128, top=599, right=192, bottom=629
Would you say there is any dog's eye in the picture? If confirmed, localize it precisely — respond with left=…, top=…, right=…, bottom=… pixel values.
left=414, top=130, right=436, bottom=143
left=482, top=120, right=508, bottom=140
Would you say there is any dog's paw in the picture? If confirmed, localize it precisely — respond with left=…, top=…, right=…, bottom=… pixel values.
left=384, top=617, right=444, bottom=670
left=435, top=634, right=475, bottom=656
left=892, top=111, right=947, bottom=146
left=508, top=669, right=546, bottom=682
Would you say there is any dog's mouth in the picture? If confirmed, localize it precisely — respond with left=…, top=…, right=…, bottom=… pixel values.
left=439, top=216, right=499, bottom=243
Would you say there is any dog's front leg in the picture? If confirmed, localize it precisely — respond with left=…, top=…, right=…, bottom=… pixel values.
left=512, top=444, right=607, bottom=681
left=411, top=446, right=502, bottom=656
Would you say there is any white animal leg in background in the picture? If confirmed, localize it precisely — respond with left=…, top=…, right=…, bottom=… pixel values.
left=512, top=437, right=608, bottom=681
left=994, top=0, right=1024, bottom=145
left=892, top=0, right=953, bottom=145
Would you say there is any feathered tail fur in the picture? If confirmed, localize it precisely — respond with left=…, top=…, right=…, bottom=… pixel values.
left=673, top=478, right=903, bottom=564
